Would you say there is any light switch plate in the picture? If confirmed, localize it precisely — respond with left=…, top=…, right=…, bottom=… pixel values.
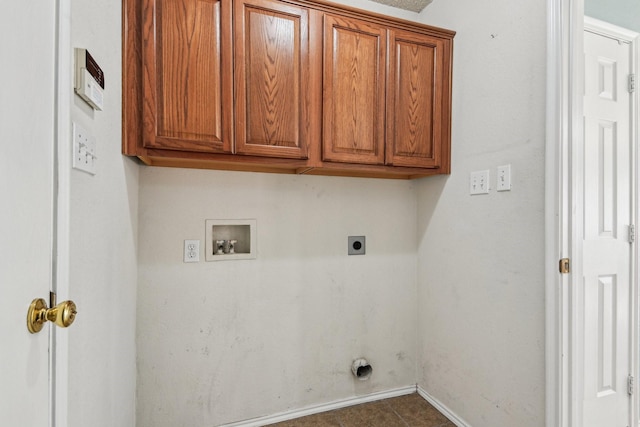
left=497, top=164, right=512, bottom=191
left=72, top=122, right=97, bottom=175
left=469, top=170, right=490, bottom=195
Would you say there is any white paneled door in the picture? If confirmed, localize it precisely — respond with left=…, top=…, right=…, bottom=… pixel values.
left=0, top=0, right=57, bottom=425
left=581, top=19, right=636, bottom=427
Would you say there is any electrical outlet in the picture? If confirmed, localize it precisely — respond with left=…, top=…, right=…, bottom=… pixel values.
left=469, top=170, right=490, bottom=195
left=183, top=240, right=200, bottom=263
left=348, top=236, right=366, bottom=255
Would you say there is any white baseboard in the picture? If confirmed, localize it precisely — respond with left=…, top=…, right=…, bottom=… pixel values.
left=417, top=386, right=472, bottom=427
left=220, top=385, right=417, bottom=427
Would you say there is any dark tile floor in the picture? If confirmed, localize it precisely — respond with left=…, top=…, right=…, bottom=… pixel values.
left=269, top=393, right=455, bottom=427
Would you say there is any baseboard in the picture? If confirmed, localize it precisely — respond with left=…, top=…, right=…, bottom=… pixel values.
left=417, top=386, right=472, bottom=427
left=220, top=385, right=417, bottom=427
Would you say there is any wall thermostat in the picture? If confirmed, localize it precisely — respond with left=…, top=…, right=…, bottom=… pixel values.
left=74, top=48, right=104, bottom=111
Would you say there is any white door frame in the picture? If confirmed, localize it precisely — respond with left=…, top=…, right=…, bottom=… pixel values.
left=545, top=0, right=583, bottom=421
left=52, top=0, right=72, bottom=425
left=546, top=1, right=640, bottom=426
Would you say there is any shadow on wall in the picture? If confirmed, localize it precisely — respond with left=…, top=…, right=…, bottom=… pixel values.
left=415, top=175, right=448, bottom=242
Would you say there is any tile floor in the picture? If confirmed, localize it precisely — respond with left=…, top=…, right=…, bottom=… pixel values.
left=269, top=393, right=455, bottom=427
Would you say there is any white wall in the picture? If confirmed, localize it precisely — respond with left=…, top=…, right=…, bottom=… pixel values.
left=415, top=1, right=547, bottom=426
left=134, top=3, right=426, bottom=425
left=585, top=0, right=640, bottom=31
left=137, top=169, right=418, bottom=425
left=134, top=0, right=550, bottom=425
left=67, top=0, right=138, bottom=425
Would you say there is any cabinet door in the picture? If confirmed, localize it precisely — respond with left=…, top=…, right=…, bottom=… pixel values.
left=386, top=29, right=450, bottom=168
left=234, top=0, right=309, bottom=159
left=322, top=14, right=386, bottom=165
left=143, top=0, right=233, bottom=153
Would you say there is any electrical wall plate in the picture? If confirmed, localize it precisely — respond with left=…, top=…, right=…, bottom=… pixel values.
left=183, top=240, right=200, bottom=263
left=469, top=170, right=490, bottom=195
left=72, top=122, right=97, bottom=175
left=497, top=164, right=512, bottom=191
left=348, top=236, right=366, bottom=255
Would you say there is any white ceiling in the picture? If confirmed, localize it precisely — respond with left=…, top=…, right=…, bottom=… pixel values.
left=369, top=0, right=433, bottom=12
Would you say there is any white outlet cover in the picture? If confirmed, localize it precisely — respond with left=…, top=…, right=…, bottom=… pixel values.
left=183, top=239, right=200, bottom=263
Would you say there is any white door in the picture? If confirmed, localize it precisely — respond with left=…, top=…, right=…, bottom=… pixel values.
left=580, top=19, right=636, bottom=427
left=0, top=0, right=58, bottom=425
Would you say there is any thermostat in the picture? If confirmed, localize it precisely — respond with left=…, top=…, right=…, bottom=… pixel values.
left=74, top=48, right=104, bottom=111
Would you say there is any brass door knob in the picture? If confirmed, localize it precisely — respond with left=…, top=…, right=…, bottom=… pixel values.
left=27, top=298, right=77, bottom=334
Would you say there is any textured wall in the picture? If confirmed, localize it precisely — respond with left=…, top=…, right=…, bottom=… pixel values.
left=369, top=0, right=432, bottom=13
left=416, top=0, right=547, bottom=425
left=137, top=169, right=418, bottom=426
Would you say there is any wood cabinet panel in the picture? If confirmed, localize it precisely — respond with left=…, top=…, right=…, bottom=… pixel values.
left=386, top=28, right=449, bottom=169
left=234, top=0, right=309, bottom=159
left=124, top=0, right=455, bottom=178
left=143, top=0, right=233, bottom=153
left=322, top=14, right=386, bottom=165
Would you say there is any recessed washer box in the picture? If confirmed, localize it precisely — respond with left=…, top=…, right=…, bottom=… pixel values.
left=205, top=219, right=256, bottom=261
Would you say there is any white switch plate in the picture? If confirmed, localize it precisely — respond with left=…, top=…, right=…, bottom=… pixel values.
left=470, top=170, right=490, bottom=195
left=184, top=240, right=200, bottom=263
left=497, top=164, right=512, bottom=191
left=72, top=122, right=97, bottom=175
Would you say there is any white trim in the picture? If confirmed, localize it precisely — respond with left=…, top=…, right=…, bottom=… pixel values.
left=545, top=0, right=579, bottom=425
left=52, top=0, right=72, bottom=426
left=584, top=16, right=639, bottom=43
left=569, top=8, right=585, bottom=427
left=632, top=28, right=640, bottom=427
left=219, top=386, right=417, bottom=427
left=634, top=29, right=640, bottom=427
left=417, top=386, right=471, bottom=427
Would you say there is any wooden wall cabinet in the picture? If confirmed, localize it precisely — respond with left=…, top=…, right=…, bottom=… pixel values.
left=123, top=0, right=455, bottom=179
left=234, top=0, right=310, bottom=159
left=321, top=16, right=451, bottom=171
left=140, top=0, right=233, bottom=154
left=322, top=14, right=387, bottom=165
left=386, top=28, right=449, bottom=169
